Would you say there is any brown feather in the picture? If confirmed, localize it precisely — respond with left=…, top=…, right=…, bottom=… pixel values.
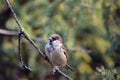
left=62, top=46, right=75, bottom=72
left=62, top=45, right=69, bottom=62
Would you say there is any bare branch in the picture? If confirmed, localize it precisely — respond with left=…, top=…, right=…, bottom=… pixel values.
left=69, top=48, right=93, bottom=54
left=18, top=32, right=32, bottom=71
left=55, top=68, right=73, bottom=80
left=0, top=29, right=18, bottom=36
left=0, top=29, right=45, bottom=43
left=5, top=0, right=22, bottom=31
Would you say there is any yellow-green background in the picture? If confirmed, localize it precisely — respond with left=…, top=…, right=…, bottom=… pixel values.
left=0, top=0, right=120, bottom=80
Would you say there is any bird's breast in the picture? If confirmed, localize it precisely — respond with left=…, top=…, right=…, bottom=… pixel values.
left=51, top=48, right=67, bottom=66
left=45, top=44, right=67, bottom=66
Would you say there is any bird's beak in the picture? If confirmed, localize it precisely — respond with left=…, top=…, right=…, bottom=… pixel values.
left=49, top=38, right=52, bottom=42
left=49, top=38, right=53, bottom=45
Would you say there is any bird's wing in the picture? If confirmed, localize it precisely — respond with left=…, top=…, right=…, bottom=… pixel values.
left=62, top=45, right=75, bottom=72
left=62, top=45, right=69, bottom=62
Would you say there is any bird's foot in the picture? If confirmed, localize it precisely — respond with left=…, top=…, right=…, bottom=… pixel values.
left=52, top=66, right=59, bottom=75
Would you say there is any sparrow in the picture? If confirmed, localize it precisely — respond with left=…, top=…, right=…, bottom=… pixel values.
left=45, top=34, right=74, bottom=72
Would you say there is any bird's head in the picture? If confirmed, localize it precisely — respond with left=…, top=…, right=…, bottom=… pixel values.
left=49, top=34, right=62, bottom=43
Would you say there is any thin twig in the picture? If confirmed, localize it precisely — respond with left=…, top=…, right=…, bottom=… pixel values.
left=0, top=29, right=45, bottom=43
left=56, top=69, right=73, bottom=80
left=5, top=0, right=22, bottom=31
left=18, top=32, right=32, bottom=71
left=5, top=0, right=73, bottom=80
left=18, top=32, right=23, bottom=65
left=0, top=29, right=18, bottom=35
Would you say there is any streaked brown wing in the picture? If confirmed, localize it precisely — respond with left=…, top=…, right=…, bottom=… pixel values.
left=62, top=46, right=75, bottom=72
left=62, top=45, right=69, bottom=62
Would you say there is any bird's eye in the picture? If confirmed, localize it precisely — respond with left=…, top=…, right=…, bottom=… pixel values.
left=52, top=37, right=56, bottom=40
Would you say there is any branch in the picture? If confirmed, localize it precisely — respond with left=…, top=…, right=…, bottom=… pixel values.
left=69, top=48, right=93, bottom=54
left=5, top=0, right=72, bottom=80
left=55, top=68, right=73, bottom=80
left=0, top=29, right=18, bottom=36
left=5, top=0, right=22, bottom=31
left=18, top=32, right=32, bottom=71
left=0, top=29, right=45, bottom=43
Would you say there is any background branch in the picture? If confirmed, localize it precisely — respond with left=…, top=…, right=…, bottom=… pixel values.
left=0, top=29, right=18, bottom=36
left=56, top=68, right=73, bottom=80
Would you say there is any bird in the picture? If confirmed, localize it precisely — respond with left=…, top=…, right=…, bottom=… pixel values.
left=45, top=34, right=74, bottom=72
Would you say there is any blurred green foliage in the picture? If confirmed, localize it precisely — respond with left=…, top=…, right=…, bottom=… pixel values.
left=96, top=66, right=120, bottom=80
left=0, top=0, right=120, bottom=80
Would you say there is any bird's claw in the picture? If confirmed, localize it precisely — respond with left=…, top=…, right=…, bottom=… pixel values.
left=52, top=66, right=59, bottom=75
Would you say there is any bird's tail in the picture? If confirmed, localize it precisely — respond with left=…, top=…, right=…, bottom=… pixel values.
left=65, top=64, right=75, bottom=72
